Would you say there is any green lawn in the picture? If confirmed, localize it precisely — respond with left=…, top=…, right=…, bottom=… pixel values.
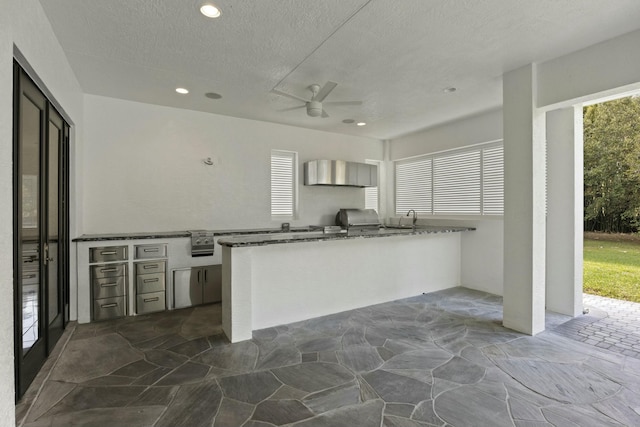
left=584, top=238, right=640, bottom=303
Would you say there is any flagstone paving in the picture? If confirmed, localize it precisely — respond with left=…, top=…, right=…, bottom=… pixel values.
left=16, top=288, right=640, bottom=427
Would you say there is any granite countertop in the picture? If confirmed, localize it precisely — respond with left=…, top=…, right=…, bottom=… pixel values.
left=71, top=226, right=321, bottom=242
left=72, top=231, right=190, bottom=242
left=217, top=226, right=475, bottom=248
left=72, top=225, right=475, bottom=244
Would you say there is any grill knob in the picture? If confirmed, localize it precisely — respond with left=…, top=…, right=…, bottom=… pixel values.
left=195, top=239, right=201, bottom=244
left=204, top=239, right=209, bottom=244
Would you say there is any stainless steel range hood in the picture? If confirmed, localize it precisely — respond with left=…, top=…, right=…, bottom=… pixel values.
left=304, top=160, right=377, bottom=187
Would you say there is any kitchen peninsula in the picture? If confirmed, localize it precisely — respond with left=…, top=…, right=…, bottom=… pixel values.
left=218, top=226, right=474, bottom=342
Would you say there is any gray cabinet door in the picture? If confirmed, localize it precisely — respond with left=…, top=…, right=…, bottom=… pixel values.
left=203, top=265, right=222, bottom=303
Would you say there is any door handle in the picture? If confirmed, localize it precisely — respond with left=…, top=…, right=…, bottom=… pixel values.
left=43, top=242, right=49, bottom=265
left=143, top=278, right=159, bottom=283
left=100, top=282, right=118, bottom=288
left=143, top=264, right=158, bottom=269
left=100, top=251, right=117, bottom=255
left=144, top=297, right=160, bottom=303
left=101, top=303, right=118, bottom=308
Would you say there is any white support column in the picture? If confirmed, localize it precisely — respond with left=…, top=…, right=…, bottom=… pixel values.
left=222, top=246, right=253, bottom=343
left=545, top=107, right=583, bottom=316
left=383, top=140, right=393, bottom=220
left=503, top=64, right=547, bottom=335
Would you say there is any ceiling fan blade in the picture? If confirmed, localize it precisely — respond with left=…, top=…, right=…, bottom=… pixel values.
left=314, top=81, right=338, bottom=102
left=323, top=101, right=362, bottom=106
left=321, top=109, right=329, bottom=118
left=272, top=89, right=309, bottom=103
left=278, top=105, right=306, bottom=112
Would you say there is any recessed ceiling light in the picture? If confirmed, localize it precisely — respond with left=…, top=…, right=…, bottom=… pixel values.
left=356, top=122, right=366, bottom=126
left=176, top=87, right=189, bottom=94
left=443, top=87, right=457, bottom=93
left=342, top=119, right=355, bottom=124
left=205, top=92, right=222, bottom=99
left=200, top=4, right=221, bottom=18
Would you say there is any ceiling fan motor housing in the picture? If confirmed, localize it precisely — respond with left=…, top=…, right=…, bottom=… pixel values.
left=307, top=101, right=323, bottom=117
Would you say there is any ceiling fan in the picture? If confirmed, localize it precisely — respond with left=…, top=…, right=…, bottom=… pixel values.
left=273, top=81, right=362, bottom=118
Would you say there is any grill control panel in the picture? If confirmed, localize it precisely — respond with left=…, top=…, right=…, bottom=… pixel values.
left=188, top=230, right=215, bottom=257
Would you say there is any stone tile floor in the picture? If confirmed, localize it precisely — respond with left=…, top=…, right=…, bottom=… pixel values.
left=16, top=288, right=640, bottom=427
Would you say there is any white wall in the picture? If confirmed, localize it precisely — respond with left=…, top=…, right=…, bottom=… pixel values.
left=390, top=109, right=503, bottom=160
left=83, top=95, right=383, bottom=233
left=422, top=218, right=503, bottom=295
left=389, top=109, right=504, bottom=296
left=537, top=29, right=640, bottom=109
left=2, top=0, right=84, bottom=418
left=0, top=2, right=15, bottom=419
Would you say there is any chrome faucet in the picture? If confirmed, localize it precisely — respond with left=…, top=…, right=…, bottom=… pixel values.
left=406, top=209, right=417, bottom=227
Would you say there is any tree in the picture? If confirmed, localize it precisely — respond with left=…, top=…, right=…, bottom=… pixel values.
left=583, top=96, right=640, bottom=233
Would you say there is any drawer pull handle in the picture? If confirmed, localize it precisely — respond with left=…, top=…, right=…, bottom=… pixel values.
left=100, top=282, right=118, bottom=288
left=100, top=268, right=118, bottom=273
left=143, top=297, right=160, bottom=303
left=143, top=278, right=159, bottom=283
left=100, top=251, right=117, bottom=255
left=143, top=248, right=159, bottom=252
left=23, top=273, right=37, bottom=279
left=101, top=303, right=118, bottom=308
left=143, top=264, right=158, bottom=269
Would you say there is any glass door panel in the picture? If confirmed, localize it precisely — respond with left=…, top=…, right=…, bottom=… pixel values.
left=20, top=90, right=43, bottom=355
left=47, top=111, right=64, bottom=350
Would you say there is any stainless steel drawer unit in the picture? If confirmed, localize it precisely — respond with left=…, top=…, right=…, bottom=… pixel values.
left=90, top=262, right=127, bottom=280
left=136, top=272, right=166, bottom=294
left=90, top=259, right=127, bottom=322
left=90, top=245, right=128, bottom=263
left=93, top=296, right=126, bottom=322
left=135, top=260, right=166, bottom=275
left=137, top=291, right=166, bottom=315
left=92, top=276, right=126, bottom=300
left=134, top=243, right=167, bottom=260
left=135, top=259, right=167, bottom=315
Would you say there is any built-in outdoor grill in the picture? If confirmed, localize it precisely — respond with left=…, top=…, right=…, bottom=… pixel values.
left=188, top=230, right=215, bottom=257
left=336, top=208, right=381, bottom=235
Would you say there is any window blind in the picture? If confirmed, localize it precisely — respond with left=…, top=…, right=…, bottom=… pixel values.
left=365, top=160, right=380, bottom=212
left=396, top=157, right=432, bottom=214
left=395, top=141, right=503, bottom=216
left=365, top=187, right=379, bottom=212
left=433, top=150, right=481, bottom=215
left=270, top=150, right=297, bottom=217
left=482, top=145, right=504, bottom=215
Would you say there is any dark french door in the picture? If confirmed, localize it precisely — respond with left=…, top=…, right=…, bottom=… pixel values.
left=13, top=62, right=70, bottom=400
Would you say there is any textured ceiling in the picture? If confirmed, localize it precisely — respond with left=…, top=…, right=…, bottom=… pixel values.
left=40, top=0, right=640, bottom=140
